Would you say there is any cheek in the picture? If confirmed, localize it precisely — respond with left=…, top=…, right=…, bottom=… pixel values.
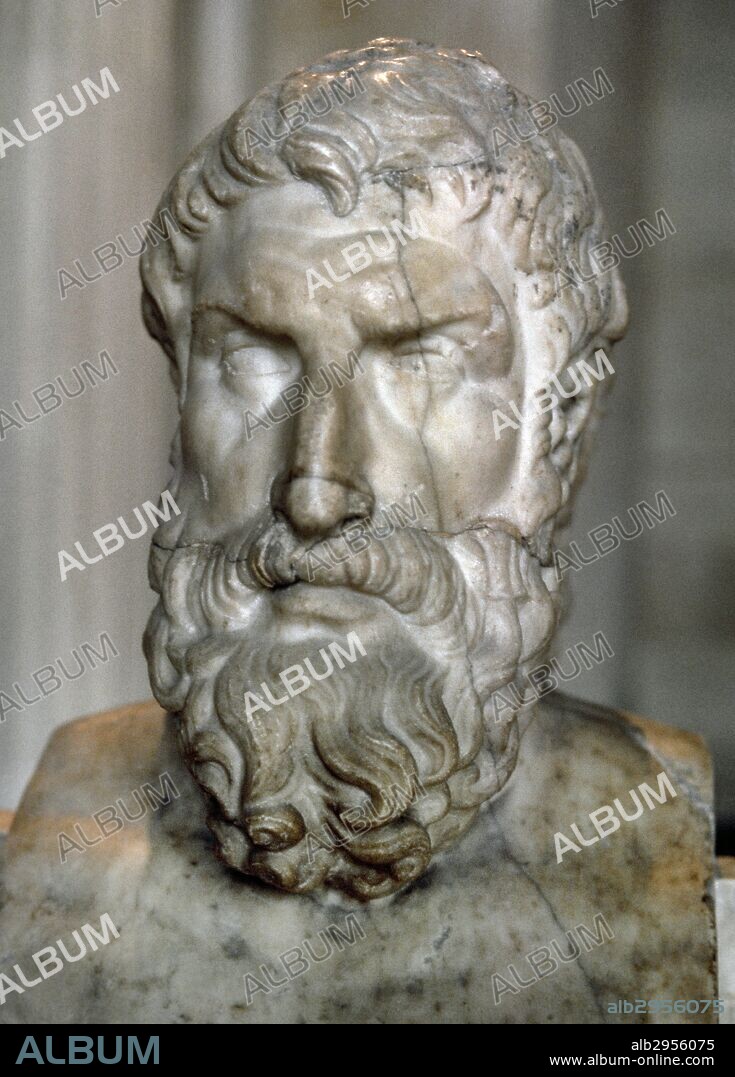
left=181, top=383, right=244, bottom=472
left=182, top=357, right=296, bottom=465
left=177, top=381, right=284, bottom=524
left=428, top=389, right=520, bottom=515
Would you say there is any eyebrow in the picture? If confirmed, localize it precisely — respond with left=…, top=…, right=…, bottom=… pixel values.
left=358, top=299, right=499, bottom=343
left=192, top=302, right=300, bottom=358
left=192, top=290, right=504, bottom=344
left=191, top=301, right=252, bottom=328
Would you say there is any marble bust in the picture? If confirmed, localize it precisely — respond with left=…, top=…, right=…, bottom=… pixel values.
left=139, top=36, right=628, bottom=901
left=2, top=39, right=721, bottom=1024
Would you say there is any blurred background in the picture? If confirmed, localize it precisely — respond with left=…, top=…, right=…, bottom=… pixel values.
left=0, top=0, right=733, bottom=847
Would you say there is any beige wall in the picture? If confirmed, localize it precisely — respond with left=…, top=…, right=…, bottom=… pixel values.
left=1, top=0, right=733, bottom=837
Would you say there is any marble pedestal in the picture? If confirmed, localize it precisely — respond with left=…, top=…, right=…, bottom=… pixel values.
left=0, top=693, right=717, bottom=1024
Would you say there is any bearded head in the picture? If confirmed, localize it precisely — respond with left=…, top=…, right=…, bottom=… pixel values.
left=139, top=39, right=627, bottom=901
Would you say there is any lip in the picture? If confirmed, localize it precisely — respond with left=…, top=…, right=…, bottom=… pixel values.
left=270, top=582, right=380, bottom=625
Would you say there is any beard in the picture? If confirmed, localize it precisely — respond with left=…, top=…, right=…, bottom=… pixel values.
left=144, top=513, right=560, bottom=901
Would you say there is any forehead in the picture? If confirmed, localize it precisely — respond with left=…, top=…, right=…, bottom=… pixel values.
left=191, top=182, right=509, bottom=339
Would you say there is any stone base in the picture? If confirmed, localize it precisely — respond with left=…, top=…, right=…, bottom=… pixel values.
left=0, top=693, right=717, bottom=1024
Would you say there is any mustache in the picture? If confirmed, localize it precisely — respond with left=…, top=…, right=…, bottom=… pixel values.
left=148, top=513, right=558, bottom=682
left=149, top=513, right=475, bottom=627
left=248, top=517, right=468, bottom=623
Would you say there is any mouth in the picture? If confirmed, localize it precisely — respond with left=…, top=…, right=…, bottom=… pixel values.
left=270, top=582, right=383, bottom=626
left=248, top=519, right=366, bottom=593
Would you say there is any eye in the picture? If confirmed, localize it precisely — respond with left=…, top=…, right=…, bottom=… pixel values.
left=221, top=346, right=294, bottom=379
left=387, top=335, right=462, bottom=384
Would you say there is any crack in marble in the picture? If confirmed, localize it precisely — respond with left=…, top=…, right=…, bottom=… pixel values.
left=487, top=803, right=607, bottom=1021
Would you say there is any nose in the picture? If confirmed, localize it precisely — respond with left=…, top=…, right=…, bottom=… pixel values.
left=271, top=353, right=373, bottom=539
left=275, top=475, right=372, bottom=538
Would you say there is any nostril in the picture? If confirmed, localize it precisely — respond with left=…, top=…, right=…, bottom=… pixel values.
left=345, top=489, right=374, bottom=520
left=243, top=806, right=305, bottom=851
